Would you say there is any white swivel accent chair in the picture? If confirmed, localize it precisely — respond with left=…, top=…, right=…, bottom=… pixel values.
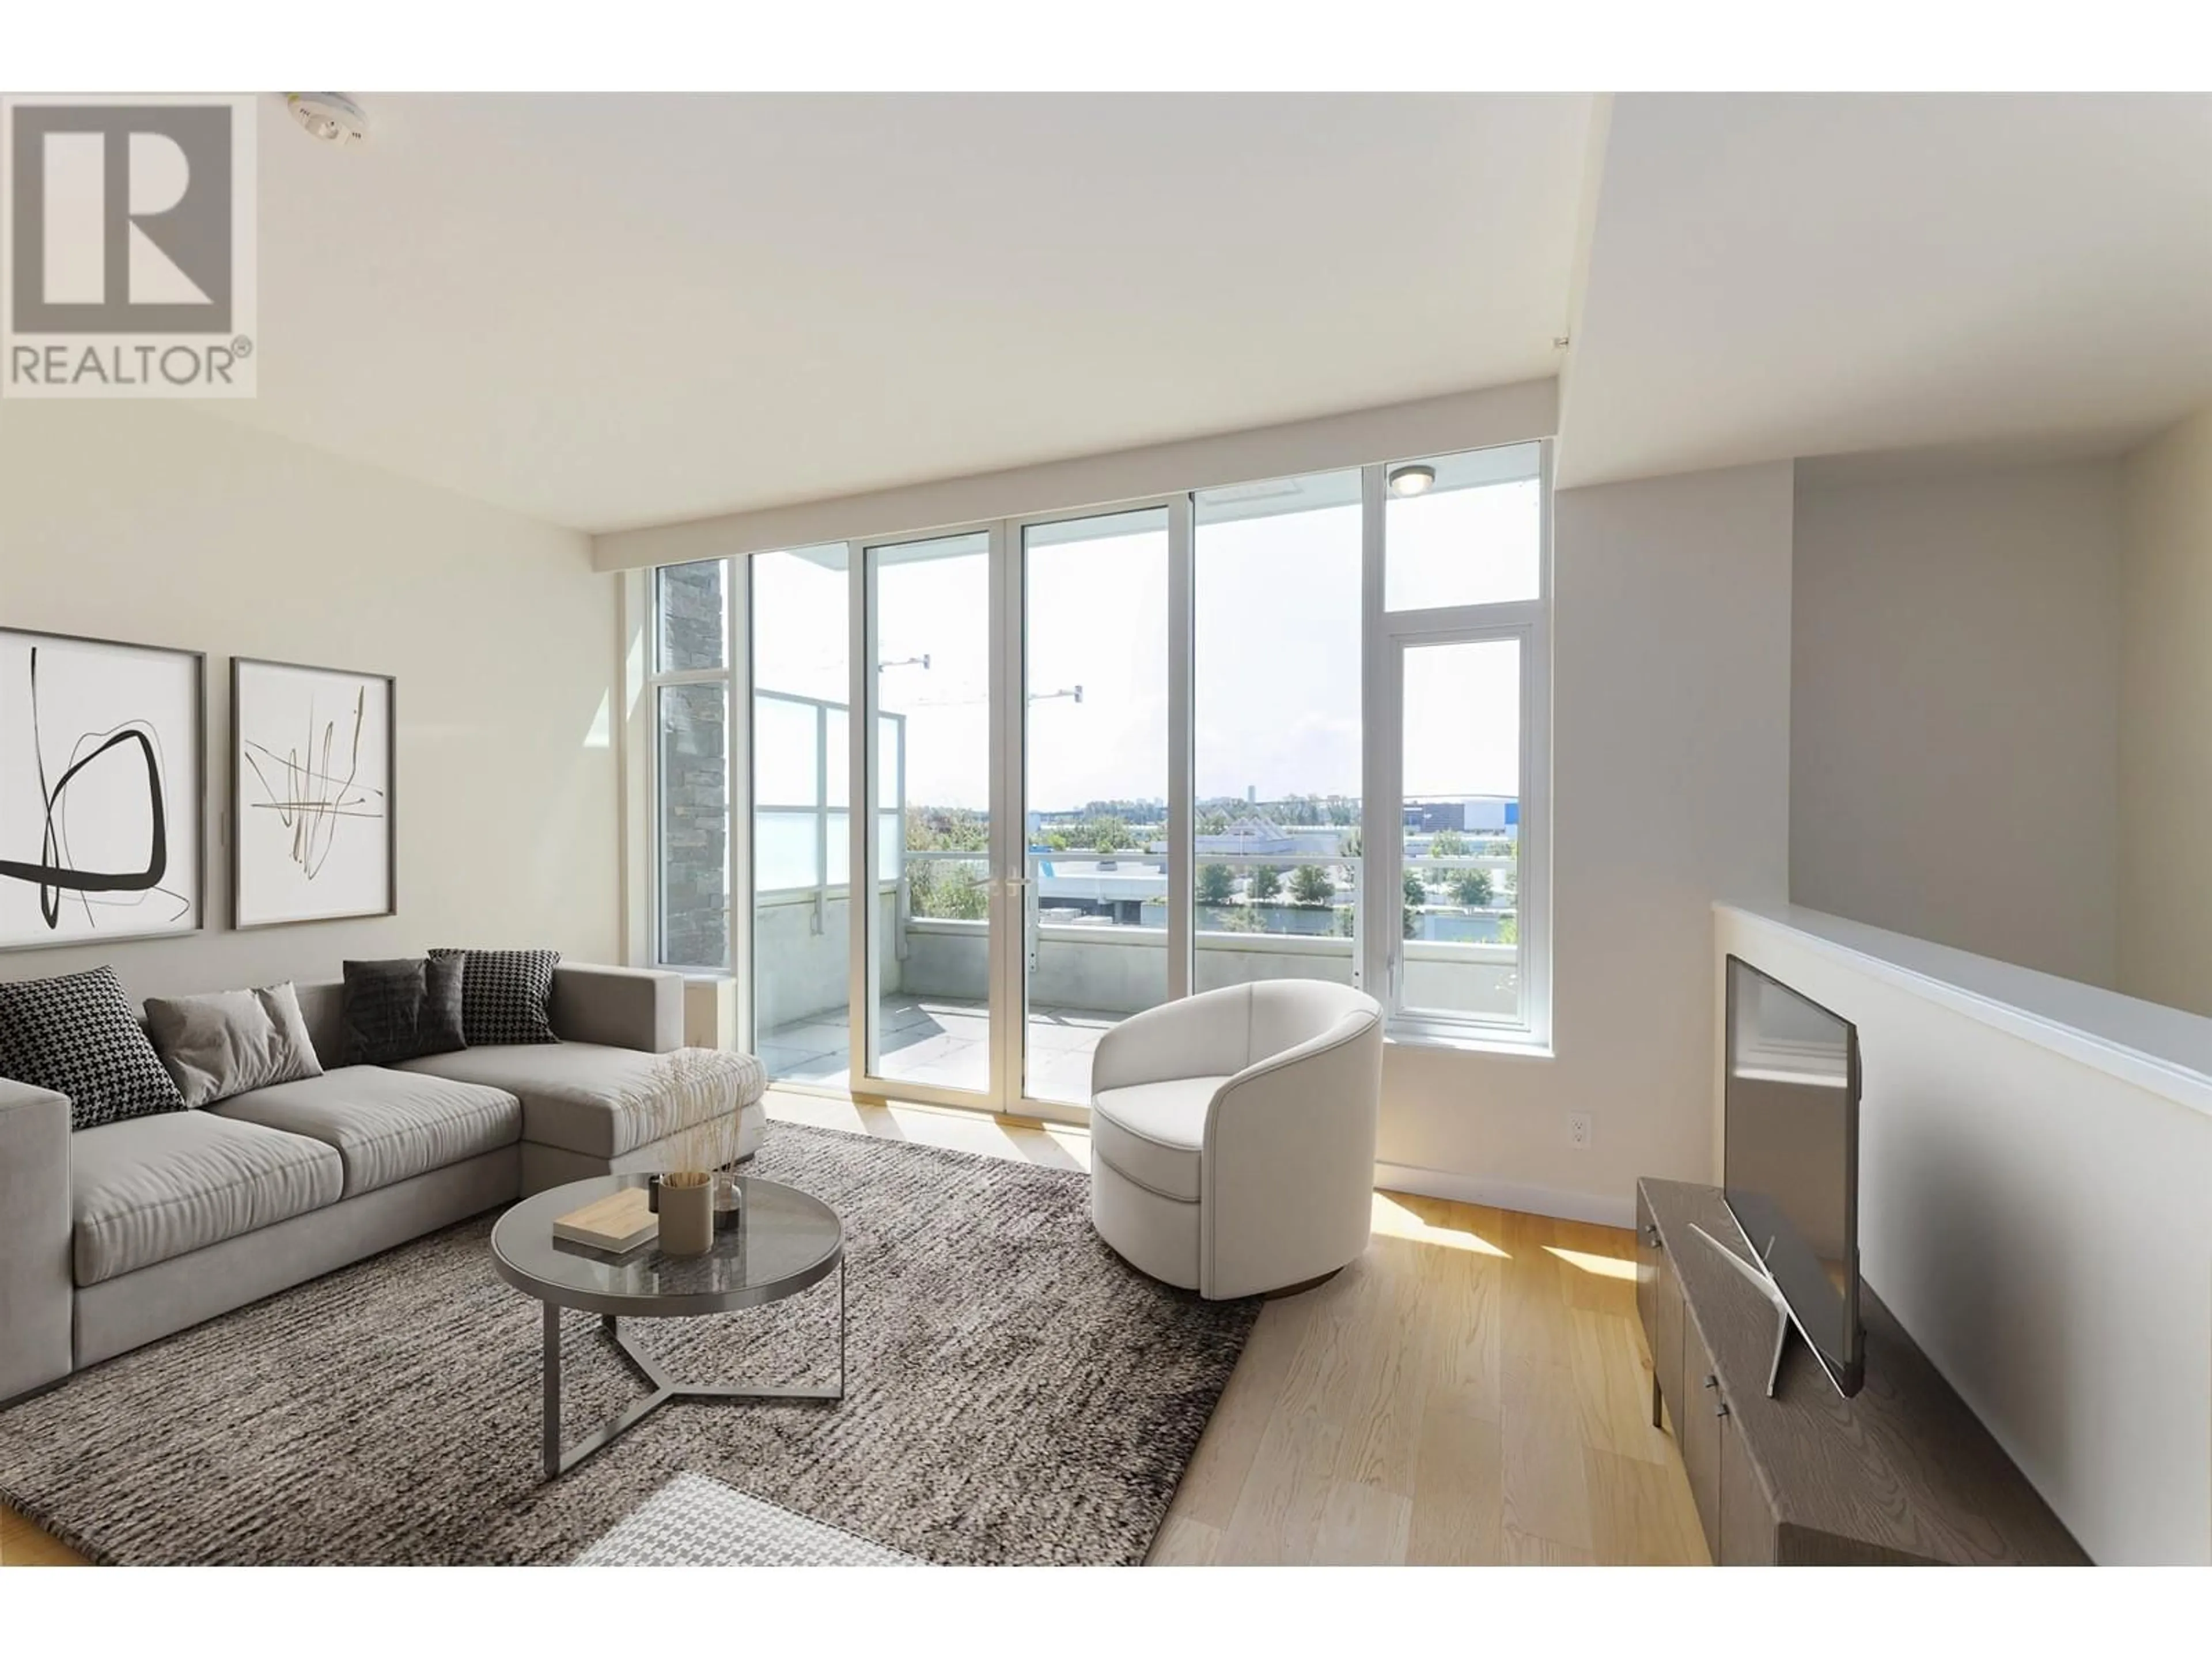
left=1088, top=980, right=1383, bottom=1300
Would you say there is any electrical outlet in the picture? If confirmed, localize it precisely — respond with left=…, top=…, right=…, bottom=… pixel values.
left=1568, top=1111, right=1593, bottom=1151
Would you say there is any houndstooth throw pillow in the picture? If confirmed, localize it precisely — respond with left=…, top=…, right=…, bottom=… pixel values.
left=429, top=948, right=560, bottom=1046
left=0, top=964, right=186, bottom=1130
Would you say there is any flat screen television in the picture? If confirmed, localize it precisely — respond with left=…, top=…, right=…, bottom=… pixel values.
left=1722, top=956, right=1864, bottom=1396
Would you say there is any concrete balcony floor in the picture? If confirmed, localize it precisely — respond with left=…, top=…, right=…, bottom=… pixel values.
left=762, top=992, right=1119, bottom=1104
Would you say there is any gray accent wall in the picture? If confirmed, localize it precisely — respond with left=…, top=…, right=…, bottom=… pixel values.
left=1790, top=458, right=2124, bottom=988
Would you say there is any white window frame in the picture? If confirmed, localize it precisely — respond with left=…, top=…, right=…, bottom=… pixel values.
left=1368, top=619, right=1551, bottom=1048
left=850, top=522, right=1007, bottom=1105
left=640, top=437, right=1555, bottom=1089
left=1359, top=443, right=1553, bottom=1051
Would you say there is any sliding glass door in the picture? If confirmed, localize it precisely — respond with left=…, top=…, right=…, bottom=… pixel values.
left=837, top=509, right=1184, bottom=1116
left=752, top=494, right=1356, bottom=1115
left=859, top=531, right=998, bottom=1102
left=1019, top=507, right=1172, bottom=1105
left=749, top=544, right=855, bottom=1087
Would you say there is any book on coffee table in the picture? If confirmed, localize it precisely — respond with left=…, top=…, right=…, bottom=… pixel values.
left=552, top=1187, right=658, bottom=1253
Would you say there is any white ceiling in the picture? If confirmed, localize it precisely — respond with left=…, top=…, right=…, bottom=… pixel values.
left=211, top=93, right=1593, bottom=532
left=1556, top=93, right=2212, bottom=487
left=193, top=92, right=2212, bottom=531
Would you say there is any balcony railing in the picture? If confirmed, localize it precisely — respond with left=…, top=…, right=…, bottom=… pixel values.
left=753, top=841, right=1520, bottom=1030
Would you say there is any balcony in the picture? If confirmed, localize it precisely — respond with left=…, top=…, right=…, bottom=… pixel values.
left=761, top=991, right=1120, bottom=1099
left=751, top=848, right=1519, bottom=1103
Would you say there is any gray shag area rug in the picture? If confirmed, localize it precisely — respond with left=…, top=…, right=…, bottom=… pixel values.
left=0, top=1123, right=1257, bottom=1565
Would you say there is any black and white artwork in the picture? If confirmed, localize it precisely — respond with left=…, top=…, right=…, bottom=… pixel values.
left=0, top=628, right=204, bottom=949
left=232, top=658, right=395, bottom=929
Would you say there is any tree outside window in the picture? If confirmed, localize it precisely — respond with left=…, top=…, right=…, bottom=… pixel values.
left=906, top=807, right=989, bottom=919
left=926, top=863, right=989, bottom=921
left=907, top=806, right=987, bottom=852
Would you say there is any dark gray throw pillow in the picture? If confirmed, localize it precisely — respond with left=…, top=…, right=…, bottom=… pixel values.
left=0, top=964, right=185, bottom=1131
left=340, top=956, right=465, bottom=1065
left=429, top=948, right=559, bottom=1046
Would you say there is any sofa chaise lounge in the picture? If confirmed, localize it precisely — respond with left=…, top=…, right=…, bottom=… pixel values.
left=0, top=963, right=764, bottom=1406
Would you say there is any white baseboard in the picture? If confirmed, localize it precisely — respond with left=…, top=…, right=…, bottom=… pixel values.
left=1373, top=1161, right=1637, bottom=1230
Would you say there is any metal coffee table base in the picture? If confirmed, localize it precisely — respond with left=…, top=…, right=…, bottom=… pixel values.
left=540, top=1259, right=846, bottom=1479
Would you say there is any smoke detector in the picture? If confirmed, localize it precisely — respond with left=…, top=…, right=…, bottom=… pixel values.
left=287, top=93, right=368, bottom=147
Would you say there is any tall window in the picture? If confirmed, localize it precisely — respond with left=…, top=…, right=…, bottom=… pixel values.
left=1378, top=441, right=1549, bottom=1041
left=1024, top=507, right=1171, bottom=1103
left=653, top=560, right=731, bottom=969
left=751, top=545, right=868, bottom=1086
left=870, top=531, right=993, bottom=1096
left=1194, top=471, right=1363, bottom=993
left=1397, top=637, right=1522, bottom=1022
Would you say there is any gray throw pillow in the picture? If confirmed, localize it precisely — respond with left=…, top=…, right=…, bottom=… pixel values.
left=143, top=982, right=325, bottom=1109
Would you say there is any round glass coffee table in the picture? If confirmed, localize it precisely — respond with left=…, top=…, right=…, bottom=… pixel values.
left=492, top=1173, right=844, bottom=1479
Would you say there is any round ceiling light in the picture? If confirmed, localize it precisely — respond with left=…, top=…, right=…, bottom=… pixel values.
left=1387, top=464, right=1437, bottom=498
left=287, top=92, right=368, bottom=147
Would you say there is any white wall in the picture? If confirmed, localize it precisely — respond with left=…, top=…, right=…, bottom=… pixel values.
left=1717, top=903, right=2212, bottom=1565
left=2119, top=407, right=2212, bottom=1016
left=1790, top=460, right=2123, bottom=986
left=1378, top=461, right=1795, bottom=1224
left=0, top=402, right=619, bottom=1001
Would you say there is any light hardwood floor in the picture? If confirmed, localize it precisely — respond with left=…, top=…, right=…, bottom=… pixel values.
left=0, top=1090, right=1706, bottom=1567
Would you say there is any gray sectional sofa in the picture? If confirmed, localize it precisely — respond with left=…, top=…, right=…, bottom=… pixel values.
left=0, top=963, right=765, bottom=1406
